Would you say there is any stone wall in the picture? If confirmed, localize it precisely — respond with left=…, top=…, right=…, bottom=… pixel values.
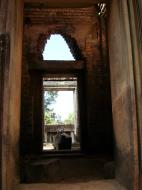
left=108, top=0, right=139, bottom=189
left=0, top=0, right=23, bottom=190
left=0, top=1, right=141, bottom=190
left=20, top=5, right=113, bottom=155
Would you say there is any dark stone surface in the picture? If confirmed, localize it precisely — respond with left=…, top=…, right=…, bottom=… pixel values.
left=20, top=6, right=114, bottom=156
left=21, top=156, right=110, bottom=183
left=104, top=161, right=115, bottom=179
left=54, top=133, right=72, bottom=150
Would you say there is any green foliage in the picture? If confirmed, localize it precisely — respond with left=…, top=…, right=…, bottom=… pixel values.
left=44, top=91, right=58, bottom=112
left=44, top=91, right=58, bottom=125
left=44, top=111, right=56, bottom=125
left=64, top=112, right=75, bottom=124
left=44, top=91, right=75, bottom=125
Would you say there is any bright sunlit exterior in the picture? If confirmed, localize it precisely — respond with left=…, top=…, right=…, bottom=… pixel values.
left=42, top=34, right=75, bottom=61
left=42, top=35, right=80, bottom=152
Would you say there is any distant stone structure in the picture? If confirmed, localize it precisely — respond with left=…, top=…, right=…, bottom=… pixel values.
left=44, top=124, right=74, bottom=145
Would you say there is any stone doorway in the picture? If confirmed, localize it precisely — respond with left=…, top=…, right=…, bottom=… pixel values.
left=42, top=76, right=81, bottom=152
left=0, top=1, right=141, bottom=190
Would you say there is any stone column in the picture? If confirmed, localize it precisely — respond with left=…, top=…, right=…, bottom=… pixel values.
left=0, top=1, right=24, bottom=190
left=108, top=0, right=139, bottom=189
left=74, top=87, right=79, bottom=142
left=0, top=0, right=9, bottom=187
left=128, top=1, right=142, bottom=189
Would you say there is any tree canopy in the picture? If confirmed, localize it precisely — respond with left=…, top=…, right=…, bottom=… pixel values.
left=44, top=90, right=75, bottom=125
left=44, top=91, right=58, bottom=125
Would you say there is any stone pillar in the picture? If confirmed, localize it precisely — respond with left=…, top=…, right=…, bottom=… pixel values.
left=108, top=0, right=139, bottom=189
left=128, top=1, right=142, bottom=188
left=0, top=33, right=10, bottom=190
left=0, top=0, right=9, bottom=187
left=0, top=1, right=24, bottom=190
left=74, top=87, right=79, bottom=142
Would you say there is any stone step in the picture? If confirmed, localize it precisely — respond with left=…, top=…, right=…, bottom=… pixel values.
left=17, top=180, right=126, bottom=190
left=21, top=157, right=114, bottom=183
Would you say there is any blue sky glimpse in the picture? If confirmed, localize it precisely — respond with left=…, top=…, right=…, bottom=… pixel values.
left=43, top=34, right=75, bottom=61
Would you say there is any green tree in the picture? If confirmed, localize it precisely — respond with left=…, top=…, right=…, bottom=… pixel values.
left=44, top=91, right=57, bottom=111
left=44, top=91, right=58, bottom=124
left=64, top=112, right=75, bottom=124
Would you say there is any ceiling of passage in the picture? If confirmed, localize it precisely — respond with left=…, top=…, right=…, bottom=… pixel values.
left=24, top=0, right=108, bottom=8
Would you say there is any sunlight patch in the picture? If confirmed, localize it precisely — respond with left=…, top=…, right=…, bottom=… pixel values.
left=43, top=34, right=75, bottom=61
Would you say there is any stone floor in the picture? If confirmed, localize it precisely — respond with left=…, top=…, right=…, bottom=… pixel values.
left=21, top=156, right=113, bottom=183
left=17, top=180, right=126, bottom=190
left=19, top=156, right=126, bottom=190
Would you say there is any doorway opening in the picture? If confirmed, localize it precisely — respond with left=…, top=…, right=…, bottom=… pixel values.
left=42, top=76, right=80, bottom=152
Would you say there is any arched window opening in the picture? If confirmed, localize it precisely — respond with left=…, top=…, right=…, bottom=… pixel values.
left=42, top=34, right=75, bottom=61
